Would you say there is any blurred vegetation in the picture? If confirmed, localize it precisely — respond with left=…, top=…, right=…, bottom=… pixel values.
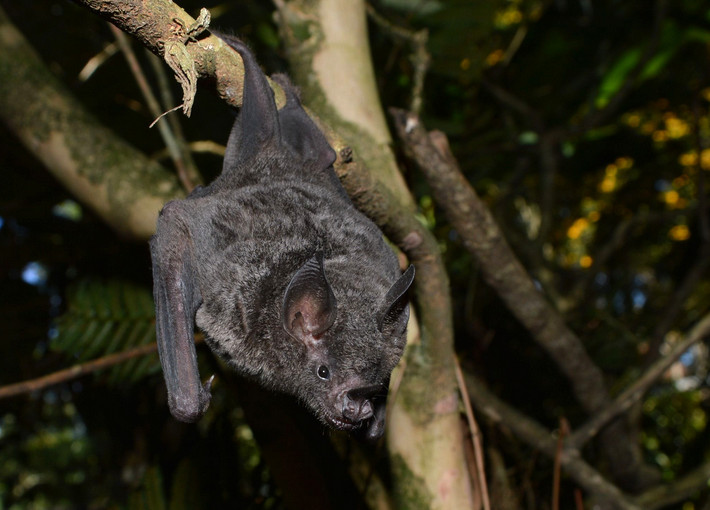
left=1, top=0, right=710, bottom=508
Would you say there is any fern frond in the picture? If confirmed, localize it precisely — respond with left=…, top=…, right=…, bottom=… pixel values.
left=52, top=279, right=160, bottom=385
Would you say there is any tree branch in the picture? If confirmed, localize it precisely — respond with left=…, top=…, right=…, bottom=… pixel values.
left=462, top=372, right=641, bottom=510
left=0, top=343, right=153, bottom=399
left=569, top=313, right=710, bottom=449
left=636, top=460, right=710, bottom=510
left=390, top=109, right=609, bottom=415
left=365, top=3, right=430, bottom=116
left=0, top=4, right=182, bottom=239
left=110, top=23, right=201, bottom=191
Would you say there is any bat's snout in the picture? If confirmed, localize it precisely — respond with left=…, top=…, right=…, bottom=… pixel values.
left=342, top=391, right=374, bottom=422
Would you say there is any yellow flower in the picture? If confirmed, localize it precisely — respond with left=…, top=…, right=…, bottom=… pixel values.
left=567, top=218, right=589, bottom=240
left=664, top=116, right=689, bottom=139
left=679, top=151, right=697, bottom=167
left=663, top=190, right=679, bottom=206
left=669, top=225, right=690, bottom=241
left=485, top=50, right=503, bottom=67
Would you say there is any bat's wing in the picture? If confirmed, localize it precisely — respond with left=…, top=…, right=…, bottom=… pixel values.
left=150, top=201, right=212, bottom=422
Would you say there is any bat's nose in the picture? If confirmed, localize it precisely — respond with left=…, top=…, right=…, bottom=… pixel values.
left=342, top=393, right=374, bottom=422
left=342, top=385, right=383, bottom=422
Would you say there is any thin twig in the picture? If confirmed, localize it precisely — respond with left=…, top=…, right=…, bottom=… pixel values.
left=365, top=2, right=430, bottom=115
left=552, top=418, right=570, bottom=510
left=153, top=140, right=226, bottom=161
left=0, top=336, right=206, bottom=400
left=145, top=49, right=202, bottom=188
left=644, top=242, right=710, bottom=362
left=109, top=24, right=198, bottom=191
left=636, top=459, right=710, bottom=510
left=390, top=109, right=609, bottom=416
left=569, top=313, right=710, bottom=449
left=574, top=489, right=584, bottom=510
left=77, top=41, right=119, bottom=81
left=0, top=343, right=157, bottom=399
left=455, top=358, right=491, bottom=510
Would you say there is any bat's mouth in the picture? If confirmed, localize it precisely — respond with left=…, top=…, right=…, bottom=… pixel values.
left=326, top=414, right=365, bottom=432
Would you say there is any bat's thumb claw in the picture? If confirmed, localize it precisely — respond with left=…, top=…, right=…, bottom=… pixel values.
left=204, top=375, right=215, bottom=392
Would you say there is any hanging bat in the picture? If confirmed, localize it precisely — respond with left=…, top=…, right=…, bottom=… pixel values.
left=150, top=35, right=414, bottom=441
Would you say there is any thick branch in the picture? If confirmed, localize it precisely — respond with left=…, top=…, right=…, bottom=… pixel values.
left=69, top=0, right=253, bottom=109
left=274, top=2, right=474, bottom=507
left=0, top=5, right=183, bottom=239
left=391, top=109, right=609, bottom=415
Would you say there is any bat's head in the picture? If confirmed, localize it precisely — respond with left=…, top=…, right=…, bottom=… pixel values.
left=282, top=252, right=415, bottom=441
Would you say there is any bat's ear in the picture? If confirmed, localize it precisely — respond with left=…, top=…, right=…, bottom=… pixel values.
left=272, top=74, right=337, bottom=170
left=220, top=36, right=280, bottom=166
left=283, top=252, right=338, bottom=345
left=378, top=265, right=415, bottom=340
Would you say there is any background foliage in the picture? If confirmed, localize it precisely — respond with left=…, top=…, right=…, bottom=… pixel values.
left=1, top=0, right=710, bottom=508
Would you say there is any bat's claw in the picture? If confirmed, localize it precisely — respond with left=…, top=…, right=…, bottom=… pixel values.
left=204, top=375, right=215, bottom=392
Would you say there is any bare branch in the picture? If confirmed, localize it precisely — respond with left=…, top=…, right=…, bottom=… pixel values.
left=365, top=3, right=430, bottom=115
left=0, top=343, right=156, bottom=399
left=636, top=460, right=710, bottom=510
left=462, top=372, right=641, bottom=510
left=145, top=48, right=203, bottom=189
left=644, top=243, right=710, bottom=363
left=68, top=0, right=259, bottom=111
left=390, top=109, right=609, bottom=415
left=569, top=313, right=710, bottom=449
left=455, top=358, right=491, bottom=510
left=110, top=24, right=201, bottom=191
left=0, top=5, right=182, bottom=239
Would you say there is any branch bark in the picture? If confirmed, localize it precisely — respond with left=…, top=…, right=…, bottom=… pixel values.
left=0, top=342, right=160, bottom=399
left=569, top=313, right=710, bottom=449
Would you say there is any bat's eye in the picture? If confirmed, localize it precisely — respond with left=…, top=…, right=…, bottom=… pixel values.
left=317, top=365, right=330, bottom=380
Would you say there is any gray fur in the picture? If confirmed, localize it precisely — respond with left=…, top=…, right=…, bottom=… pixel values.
left=150, top=35, right=414, bottom=440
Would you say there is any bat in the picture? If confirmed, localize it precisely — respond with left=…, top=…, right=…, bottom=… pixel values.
left=150, top=35, right=414, bottom=441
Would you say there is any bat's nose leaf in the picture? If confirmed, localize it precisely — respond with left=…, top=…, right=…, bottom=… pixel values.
left=343, top=386, right=383, bottom=422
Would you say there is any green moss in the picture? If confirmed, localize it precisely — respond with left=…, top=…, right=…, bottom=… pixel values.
left=0, top=21, right=182, bottom=221
left=390, top=454, right=432, bottom=510
left=394, top=342, right=455, bottom=426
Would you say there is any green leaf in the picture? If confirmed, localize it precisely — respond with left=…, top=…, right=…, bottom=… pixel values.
left=596, top=46, right=642, bottom=108
left=596, top=21, right=686, bottom=107
left=52, top=279, right=158, bottom=385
